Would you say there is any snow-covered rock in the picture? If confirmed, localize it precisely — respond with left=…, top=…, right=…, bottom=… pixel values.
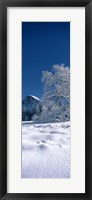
left=22, top=95, right=42, bottom=121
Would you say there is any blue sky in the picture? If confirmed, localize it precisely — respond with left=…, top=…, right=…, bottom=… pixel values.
left=22, top=22, right=70, bottom=99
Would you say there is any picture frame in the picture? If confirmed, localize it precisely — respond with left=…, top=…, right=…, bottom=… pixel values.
left=0, top=0, right=92, bottom=199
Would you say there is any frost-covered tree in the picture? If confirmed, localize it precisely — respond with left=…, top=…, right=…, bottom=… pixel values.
left=33, top=64, right=70, bottom=123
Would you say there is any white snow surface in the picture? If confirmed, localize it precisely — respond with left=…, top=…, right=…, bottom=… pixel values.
left=22, top=121, right=70, bottom=178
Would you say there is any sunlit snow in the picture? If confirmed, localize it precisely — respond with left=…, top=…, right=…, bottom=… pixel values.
left=22, top=121, right=70, bottom=178
left=30, top=95, right=40, bottom=101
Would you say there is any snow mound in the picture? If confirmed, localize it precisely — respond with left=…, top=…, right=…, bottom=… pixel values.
left=22, top=121, right=70, bottom=178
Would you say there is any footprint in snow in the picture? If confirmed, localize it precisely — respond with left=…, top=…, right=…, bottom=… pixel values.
left=37, top=140, right=46, bottom=144
left=41, top=140, right=46, bottom=143
left=36, top=141, right=48, bottom=151
left=38, top=144, right=48, bottom=151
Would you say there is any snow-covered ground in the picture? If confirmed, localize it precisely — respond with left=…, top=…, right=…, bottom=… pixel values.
left=22, top=121, right=70, bottom=178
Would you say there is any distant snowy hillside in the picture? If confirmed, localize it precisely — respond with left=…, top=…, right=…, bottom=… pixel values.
left=22, top=121, right=70, bottom=178
left=22, top=95, right=42, bottom=121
